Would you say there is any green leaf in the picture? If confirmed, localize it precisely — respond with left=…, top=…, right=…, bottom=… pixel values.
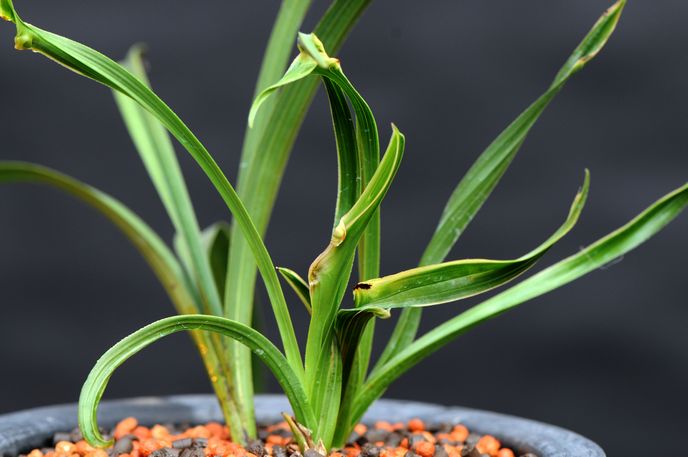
left=309, top=340, right=343, bottom=446
left=176, top=222, right=232, bottom=302
left=253, top=37, right=383, bottom=446
left=318, top=59, right=382, bottom=413
left=0, top=161, right=193, bottom=312
left=351, top=172, right=589, bottom=311
left=327, top=125, right=402, bottom=249
left=225, top=0, right=372, bottom=438
left=250, top=0, right=314, bottom=100
left=249, top=32, right=395, bottom=411
left=0, top=1, right=303, bottom=380
left=380, top=0, right=627, bottom=370
left=277, top=267, right=312, bottom=313
left=335, top=307, right=390, bottom=378
left=201, top=222, right=232, bottom=301
left=225, top=0, right=314, bottom=432
left=78, top=315, right=315, bottom=448
left=423, top=1, right=625, bottom=264
left=316, top=38, right=383, bottom=447
left=0, top=161, right=248, bottom=439
left=248, top=52, right=318, bottom=128
left=114, top=45, right=223, bottom=317
left=281, top=413, right=312, bottom=454
left=304, top=126, right=404, bottom=428
left=355, top=180, right=688, bottom=423
left=251, top=33, right=382, bottom=281
left=323, top=78, right=358, bottom=226
left=313, top=33, right=384, bottom=420
left=305, top=126, right=404, bottom=367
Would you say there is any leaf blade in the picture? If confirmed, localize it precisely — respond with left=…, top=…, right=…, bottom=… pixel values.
left=0, top=161, right=190, bottom=309
left=77, top=315, right=315, bottom=448
left=223, top=1, right=373, bottom=433
left=304, top=126, right=404, bottom=422
left=351, top=172, right=590, bottom=310
left=379, top=0, right=627, bottom=370
left=0, top=3, right=303, bottom=378
left=423, top=0, right=625, bottom=264
left=114, top=45, right=224, bottom=317
left=0, top=160, right=249, bottom=440
left=355, top=179, right=688, bottom=423
left=277, top=267, right=312, bottom=313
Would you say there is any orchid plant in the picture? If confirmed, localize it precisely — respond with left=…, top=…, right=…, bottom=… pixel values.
left=1, top=0, right=686, bottom=452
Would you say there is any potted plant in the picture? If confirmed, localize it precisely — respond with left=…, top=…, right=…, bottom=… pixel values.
left=0, top=0, right=685, bottom=456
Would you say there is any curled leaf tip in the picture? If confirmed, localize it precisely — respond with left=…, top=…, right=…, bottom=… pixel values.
left=373, top=308, right=392, bottom=319
left=0, top=0, right=15, bottom=22
left=331, top=220, right=346, bottom=246
left=390, top=123, right=404, bottom=140
left=14, top=31, right=32, bottom=49
left=611, top=0, right=628, bottom=14
left=297, top=32, right=336, bottom=69
left=572, top=170, right=591, bottom=210
left=126, top=43, right=149, bottom=61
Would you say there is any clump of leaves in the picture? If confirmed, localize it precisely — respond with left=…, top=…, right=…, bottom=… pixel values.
left=1, top=0, right=686, bottom=451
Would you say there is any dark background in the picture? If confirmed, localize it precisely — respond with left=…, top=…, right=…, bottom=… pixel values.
left=1, top=1, right=687, bottom=455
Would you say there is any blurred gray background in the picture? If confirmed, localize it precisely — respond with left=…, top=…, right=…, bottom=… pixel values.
left=0, top=1, right=686, bottom=455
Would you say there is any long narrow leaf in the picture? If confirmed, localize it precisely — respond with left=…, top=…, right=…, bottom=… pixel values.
left=379, top=0, right=627, bottom=369
left=0, top=161, right=189, bottom=310
left=78, top=315, right=316, bottom=448
left=223, top=0, right=314, bottom=431
left=309, top=341, right=343, bottom=446
left=277, top=267, right=312, bottom=313
left=250, top=34, right=382, bottom=278
left=224, top=2, right=372, bottom=422
left=354, top=180, right=688, bottom=424
left=0, top=1, right=303, bottom=379
left=247, top=0, right=313, bottom=130
left=0, top=161, right=244, bottom=432
left=350, top=172, right=589, bottom=310
left=322, top=70, right=376, bottom=435
left=304, top=127, right=404, bottom=433
left=248, top=53, right=318, bottom=128
left=202, top=222, right=232, bottom=301
left=243, top=27, right=380, bottom=434
left=114, top=45, right=224, bottom=317
left=305, top=127, right=404, bottom=368
left=175, top=222, right=232, bottom=301
left=248, top=34, right=393, bottom=407
left=324, top=78, right=358, bottom=226
left=424, top=1, right=624, bottom=264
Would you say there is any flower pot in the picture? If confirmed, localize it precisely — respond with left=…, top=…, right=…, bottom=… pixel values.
left=0, top=394, right=604, bottom=457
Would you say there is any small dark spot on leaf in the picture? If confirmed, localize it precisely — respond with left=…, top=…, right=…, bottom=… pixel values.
left=354, top=283, right=372, bottom=290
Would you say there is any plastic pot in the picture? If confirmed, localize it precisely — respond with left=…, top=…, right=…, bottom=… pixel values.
left=0, top=395, right=604, bottom=457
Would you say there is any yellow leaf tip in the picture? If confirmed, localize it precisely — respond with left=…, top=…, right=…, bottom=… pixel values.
left=14, top=30, right=32, bottom=50
left=331, top=220, right=346, bottom=246
left=0, top=0, right=16, bottom=22
left=607, top=0, right=627, bottom=20
left=127, top=43, right=149, bottom=60
left=297, top=31, right=335, bottom=69
left=390, top=122, right=405, bottom=138
left=582, top=169, right=591, bottom=188
left=248, top=99, right=262, bottom=128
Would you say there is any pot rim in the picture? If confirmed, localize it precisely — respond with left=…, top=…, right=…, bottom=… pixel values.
left=0, top=394, right=604, bottom=457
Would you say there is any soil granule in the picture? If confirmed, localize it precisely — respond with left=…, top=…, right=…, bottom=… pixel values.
left=18, top=417, right=533, bottom=457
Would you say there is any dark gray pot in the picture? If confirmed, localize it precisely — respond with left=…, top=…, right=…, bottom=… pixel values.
left=0, top=395, right=604, bottom=457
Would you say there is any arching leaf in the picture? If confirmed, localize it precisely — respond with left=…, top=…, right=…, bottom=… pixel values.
left=78, top=315, right=315, bottom=448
